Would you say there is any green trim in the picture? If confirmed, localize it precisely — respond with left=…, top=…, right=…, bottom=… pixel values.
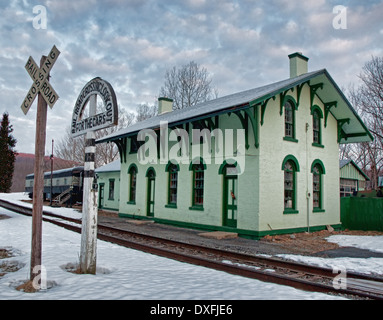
left=188, top=157, right=207, bottom=171
left=288, top=52, right=309, bottom=61
left=280, top=94, right=298, bottom=116
left=309, top=83, right=324, bottom=109
left=296, top=82, right=309, bottom=107
left=244, top=105, right=259, bottom=149
left=189, top=205, right=204, bottom=211
left=117, top=212, right=342, bottom=239
left=281, top=154, right=300, bottom=172
left=222, top=171, right=238, bottom=228
left=231, top=110, right=249, bottom=149
left=100, top=206, right=119, bottom=212
left=128, top=164, right=137, bottom=204
left=128, top=163, right=138, bottom=174
left=340, top=159, right=370, bottom=181
left=218, top=160, right=240, bottom=175
left=166, top=162, right=178, bottom=207
left=312, top=142, right=324, bottom=148
left=311, top=104, right=324, bottom=118
left=190, top=161, right=205, bottom=208
left=282, top=155, right=299, bottom=212
left=158, top=97, right=173, bottom=103
left=98, top=183, right=105, bottom=208
left=114, top=138, right=127, bottom=163
left=283, top=137, right=298, bottom=143
left=98, top=69, right=372, bottom=146
left=324, top=101, right=337, bottom=128
left=108, top=179, right=115, bottom=200
left=312, top=160, right=325, bottom=211
left=282, top=96, right=298, bottom=141
left=260, top=96, right=275, bottom=126
left=311, top=159, right=326, bottom=174
left=165, top=161, right=180, bottom=172
left=283, top=209, right=299, bottom=214
left=145, top=167, right=156, bottom=177
left=337, top=118, right=351, bottom=143
left=146, top=168, right=156, bottom=217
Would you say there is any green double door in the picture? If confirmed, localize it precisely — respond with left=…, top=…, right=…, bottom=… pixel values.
left=223, top=174, right=238, bottom=228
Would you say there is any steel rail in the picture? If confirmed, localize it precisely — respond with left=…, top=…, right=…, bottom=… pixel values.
left=1, top=199, right=383, bottom=300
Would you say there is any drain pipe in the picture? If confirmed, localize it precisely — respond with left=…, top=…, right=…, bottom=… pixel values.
left=305, top=122, right=310, bottom=233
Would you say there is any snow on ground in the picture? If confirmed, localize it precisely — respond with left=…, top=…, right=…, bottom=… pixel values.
left=0, top=193, right=382, bottom=300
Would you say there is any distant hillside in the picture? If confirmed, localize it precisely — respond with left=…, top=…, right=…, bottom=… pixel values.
left=11, top=153, right=83, bottom=192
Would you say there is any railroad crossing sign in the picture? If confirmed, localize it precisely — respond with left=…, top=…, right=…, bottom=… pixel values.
left=21, top=45, right=60, bottom=115
left=21, top=45, right=60, bottom=290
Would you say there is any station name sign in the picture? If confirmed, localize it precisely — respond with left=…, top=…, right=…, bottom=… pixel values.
left=71, top=77, right=118, bottom=137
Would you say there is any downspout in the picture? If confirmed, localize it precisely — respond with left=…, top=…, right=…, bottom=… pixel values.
left=305, top=122, right=310, bottom=233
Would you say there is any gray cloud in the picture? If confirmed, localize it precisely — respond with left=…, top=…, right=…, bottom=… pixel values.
left=0, top=0, right=382, bottom=154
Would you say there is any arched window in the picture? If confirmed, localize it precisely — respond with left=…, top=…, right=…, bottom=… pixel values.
left=311, top=160, right=326, bottom=211
left=283, top=98, right=298, bottom=142
left=128, top=164, right=138, bottom=204
left=284, top=101, right=294, bottom=138
left=192, top=163, right=204, bottom=207
left=282, top=155, right=300, bottom=214
left=311, top=106, right=324, bottom=147
left=165, top=162, right=179, bottom=207
left=189, top=158, right=206, bottom=210
left=313, top=110, right=320, bottom=144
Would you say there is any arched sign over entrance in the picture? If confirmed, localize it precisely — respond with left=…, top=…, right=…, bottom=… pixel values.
left=71, top=77, right=118, bottom=137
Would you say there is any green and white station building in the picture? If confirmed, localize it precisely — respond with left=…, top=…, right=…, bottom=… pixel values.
left=97, top=53, right=372, bottom=238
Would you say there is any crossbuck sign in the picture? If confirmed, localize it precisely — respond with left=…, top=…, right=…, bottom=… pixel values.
left=21, top=45, right=60, bottom=114
left=20, top=45, right=60, bottom=288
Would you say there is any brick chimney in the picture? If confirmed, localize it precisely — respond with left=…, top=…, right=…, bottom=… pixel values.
left=288, top=52, right=309, bottom=78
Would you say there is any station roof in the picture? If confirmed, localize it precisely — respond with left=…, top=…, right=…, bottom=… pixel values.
left=97, top=69, right=372, bottom=145
left=339, top=159, right=370, bottom=181
left=95, top=160, right=121, bottom=173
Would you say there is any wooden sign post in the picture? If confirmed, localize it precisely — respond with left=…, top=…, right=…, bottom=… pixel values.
left=21, top=45, right=60, bottom=288
left=71, top=77, right=118, bottom=274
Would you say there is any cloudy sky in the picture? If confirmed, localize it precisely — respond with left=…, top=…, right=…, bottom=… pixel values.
left=1, top=0, right=382, bottom=154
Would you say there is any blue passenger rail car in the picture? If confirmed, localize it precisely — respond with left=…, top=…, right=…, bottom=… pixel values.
left=25, top=166, right=84, bottom=204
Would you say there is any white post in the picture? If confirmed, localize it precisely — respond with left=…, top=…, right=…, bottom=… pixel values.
left=80, top=94, right=98, bottom=274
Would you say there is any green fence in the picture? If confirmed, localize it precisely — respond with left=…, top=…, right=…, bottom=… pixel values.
left=340, top=197, right=383, bottom=231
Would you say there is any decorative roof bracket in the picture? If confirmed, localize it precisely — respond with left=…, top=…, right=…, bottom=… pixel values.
left=324, top=101, right=338, bottom=127
left=309, top=82, right=324, bottom=108
left=337, top=118, right=350, bottom=143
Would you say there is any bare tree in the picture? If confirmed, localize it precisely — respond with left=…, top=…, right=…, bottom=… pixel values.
left=55, top=107, right=135, bottom=168
left=159, top=61, right=218, bottom=110
left=136, top=103, right=157, bottom=122
left=95, top=108, right=135, bottom=166
left=347, top=56, right=383, bottom=189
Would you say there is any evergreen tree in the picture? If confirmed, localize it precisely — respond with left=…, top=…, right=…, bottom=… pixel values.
left=0, top=112, right=17, bottom=192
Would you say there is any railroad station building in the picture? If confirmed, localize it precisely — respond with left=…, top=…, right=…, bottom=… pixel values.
left=97, top=53, right=372, bottom=238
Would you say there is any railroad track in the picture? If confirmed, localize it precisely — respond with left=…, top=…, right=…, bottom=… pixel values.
left=1, top=198, right=383, bottom=300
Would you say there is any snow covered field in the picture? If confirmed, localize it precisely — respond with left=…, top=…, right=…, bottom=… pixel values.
left=1, top=193, right=383, bottom=301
